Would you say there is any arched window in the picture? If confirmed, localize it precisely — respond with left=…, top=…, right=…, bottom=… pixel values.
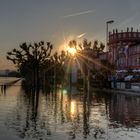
left=117, top=53, right=126, bottom=68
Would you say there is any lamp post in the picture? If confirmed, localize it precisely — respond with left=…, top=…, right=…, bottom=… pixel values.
left=106, top=20, right=114, bottom=51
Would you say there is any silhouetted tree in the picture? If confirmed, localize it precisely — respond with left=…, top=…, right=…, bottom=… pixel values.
left=68, top=39, right=105, bottom=97
left=50, top=51, right=68, bottom=85
left=95, top=60, right=115, bottom=88
left=7, top=41, right=53, bottom=86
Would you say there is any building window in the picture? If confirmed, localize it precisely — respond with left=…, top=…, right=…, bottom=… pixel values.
left=128, top=58, right=132, bottom=66
left=133, top=33, right=136, bottom=37
left=137, top=45, right=140, bottom=53
left=131, top=57, right=138, bottom=66
left=129, top=48, right=131, bottom=55
left=118, top=57, right=126, bottom=66
left=118, top=34, right=121, bottom=38
left=132, top=58, right=135, bottom=66
left=123, top=33, right=126, bottom=38
left=129, top=45, right=140, bottom=55
left=136, top=57, right=140, bottom=65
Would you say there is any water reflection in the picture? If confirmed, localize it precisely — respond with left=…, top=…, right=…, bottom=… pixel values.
left=1, top=85, right=140, bottom=140
left=70, top=101, right=76, bottom=116
left=109, top=94, right=140, bottom=127
left=12, top=86, right=41, bottom=139
left=1, top=84, right=7, bottom=95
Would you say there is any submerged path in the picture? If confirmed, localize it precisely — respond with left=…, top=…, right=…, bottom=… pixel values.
left=0, top=77, right=21, bottom=86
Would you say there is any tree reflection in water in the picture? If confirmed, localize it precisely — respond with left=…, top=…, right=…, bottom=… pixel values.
left=5, top=85, right=140, bottom=140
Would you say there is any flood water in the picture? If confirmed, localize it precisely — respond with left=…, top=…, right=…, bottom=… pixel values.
left=0, top=78, right=140, bottom=140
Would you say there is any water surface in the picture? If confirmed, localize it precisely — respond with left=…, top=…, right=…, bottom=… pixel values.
left=0, top=79, right=140, bottom=140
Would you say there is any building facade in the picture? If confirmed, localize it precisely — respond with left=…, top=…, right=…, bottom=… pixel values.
left=108, top=28, right=140, bottom=71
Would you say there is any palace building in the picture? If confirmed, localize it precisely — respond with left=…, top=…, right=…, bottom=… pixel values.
left=108, top=28, right=140, bottom=71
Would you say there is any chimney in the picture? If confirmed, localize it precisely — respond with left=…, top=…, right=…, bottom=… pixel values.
left=131, top=27, right=133, bottom=32
left=113, top=29, right=115, bottom=34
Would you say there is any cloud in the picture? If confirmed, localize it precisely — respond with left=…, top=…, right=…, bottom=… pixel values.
left=77, top=33, right=86, bottom=38
left=62, top=10, right=95, bottom=18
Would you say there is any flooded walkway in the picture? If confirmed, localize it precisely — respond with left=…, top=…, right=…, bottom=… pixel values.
left=0, top=78, right=140, bottom=140
left=0, top=77, right=21, bottom=85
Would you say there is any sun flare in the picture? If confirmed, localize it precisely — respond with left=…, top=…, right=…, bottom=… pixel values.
left=67, top=47, right=77, bottom=55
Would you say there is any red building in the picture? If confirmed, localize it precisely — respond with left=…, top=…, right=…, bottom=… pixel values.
left=108, top=28, right=140, bottom=71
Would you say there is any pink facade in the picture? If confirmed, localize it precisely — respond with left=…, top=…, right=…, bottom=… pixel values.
left=128, top=44, right=140, bottom=69
left=108, top=28, right=140, bottom=70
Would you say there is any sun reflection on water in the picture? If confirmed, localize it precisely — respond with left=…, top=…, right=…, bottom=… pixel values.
left=70, top=100, right=76, bottom=117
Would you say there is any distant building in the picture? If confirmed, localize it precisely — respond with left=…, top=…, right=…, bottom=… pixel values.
left=0, top=69, right=10, bottom=76
left=108, top=28, right=140, bottom=71
left=0, top=69, right=19, bottom=77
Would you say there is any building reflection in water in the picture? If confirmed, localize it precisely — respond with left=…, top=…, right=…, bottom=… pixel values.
left=5, top=85, right=140, bottom=140
left=109, top=93, right=140, bottom=127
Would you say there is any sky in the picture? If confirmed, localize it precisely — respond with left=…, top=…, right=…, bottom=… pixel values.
left=0, top=0, right=140, bottom=69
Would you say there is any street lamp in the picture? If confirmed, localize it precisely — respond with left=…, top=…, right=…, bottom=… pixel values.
left=106, top=20, right=114, bottom=51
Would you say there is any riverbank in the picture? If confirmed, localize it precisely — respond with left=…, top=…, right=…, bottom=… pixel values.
left=92, top=87, right=140, bottom=96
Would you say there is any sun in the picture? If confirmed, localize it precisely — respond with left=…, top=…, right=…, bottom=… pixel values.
left=67, top=47, right=77, bottom=55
